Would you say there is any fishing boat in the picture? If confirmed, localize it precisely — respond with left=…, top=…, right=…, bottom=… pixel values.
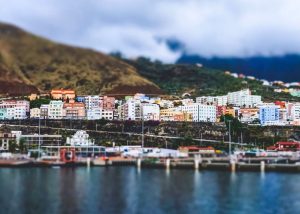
left=0, top=153, right=32, bottom=166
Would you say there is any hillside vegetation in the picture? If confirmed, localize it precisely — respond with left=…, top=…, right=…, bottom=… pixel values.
left=121, top=56, right=300, bottom=101
left=0, top=22, right=161, bottom=96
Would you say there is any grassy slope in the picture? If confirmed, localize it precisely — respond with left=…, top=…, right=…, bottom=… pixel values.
left=0, top=23, right=161, bottom=95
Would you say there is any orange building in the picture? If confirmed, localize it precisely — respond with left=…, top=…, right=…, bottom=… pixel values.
left=160, top=108, right=192, bottom=121
left=63, top=102, right=85, bottom=119
left=239, top=108, right=259, bottom=122
left=51, top=89, right=76, bottom=100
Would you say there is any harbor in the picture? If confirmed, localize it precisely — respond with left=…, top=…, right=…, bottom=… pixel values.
left=3, top=151, right=300, bottom=173
left=2, top=126, right=300, bottom=172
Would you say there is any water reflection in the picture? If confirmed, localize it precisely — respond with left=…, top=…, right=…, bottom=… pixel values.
left=1, top=168, right=300, bottom=214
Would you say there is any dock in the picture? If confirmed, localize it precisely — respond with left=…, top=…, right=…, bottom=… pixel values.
left=2, top=156, right=300, bottom=172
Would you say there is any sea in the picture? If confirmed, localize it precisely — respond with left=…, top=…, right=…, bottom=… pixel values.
left=0, top=167, right=299, bottom=214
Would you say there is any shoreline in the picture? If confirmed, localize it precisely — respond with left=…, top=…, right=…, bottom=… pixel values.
left=2, top=158, right=300, bottom=173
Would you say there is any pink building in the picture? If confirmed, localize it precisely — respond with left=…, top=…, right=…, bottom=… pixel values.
left=63, top=102, right=85, bottom=119
left=0, top=100, right=30, bottom=112
left=100, top=96, right=115, bottom=111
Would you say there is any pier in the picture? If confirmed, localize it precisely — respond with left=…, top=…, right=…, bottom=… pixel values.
left=3, top=156, right=300, bottom=172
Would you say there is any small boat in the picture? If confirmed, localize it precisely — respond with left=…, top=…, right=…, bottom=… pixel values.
left=0, top=158, right=32, bottom=166
left=0, top=153, right=32, bottom=166
left=93, top=157, right=112, bottom=166
left=36, top=156, right=66, bottom=166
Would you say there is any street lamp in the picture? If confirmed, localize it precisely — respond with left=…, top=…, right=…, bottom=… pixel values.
left=228, top=120, right=232, bottom=157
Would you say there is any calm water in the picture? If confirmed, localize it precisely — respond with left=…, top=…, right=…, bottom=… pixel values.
left=0, top=167, right=300, bottom=214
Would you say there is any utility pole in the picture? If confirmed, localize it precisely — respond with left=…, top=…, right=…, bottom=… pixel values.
left=140, top=103, right=144, bottom=148
left=38, top=117, right=41, bottom=158
left=142, top=115, right=144, bottom=148
left=229, top=120, right=232, bottom=155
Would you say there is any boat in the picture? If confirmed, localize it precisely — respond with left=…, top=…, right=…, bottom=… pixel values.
left=36, top=156, right=66, bottom=166
left=93, top=157, right=112, bottom=166
left=0, top=153, right=32, bottom=166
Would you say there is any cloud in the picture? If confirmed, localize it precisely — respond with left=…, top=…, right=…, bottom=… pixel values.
left=1, top=0, right=300, bottom=62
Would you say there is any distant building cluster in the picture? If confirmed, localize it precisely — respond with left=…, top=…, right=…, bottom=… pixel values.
left=1, top=88, right=300, bottom=126
left=224, top=70, right=300, bottom=98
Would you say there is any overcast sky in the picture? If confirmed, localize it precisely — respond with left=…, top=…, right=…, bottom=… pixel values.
left=0, top=0, right=300, bottom=62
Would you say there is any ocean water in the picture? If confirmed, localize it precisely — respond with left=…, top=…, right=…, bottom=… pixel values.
left=0, top=167, right=299, bottom=214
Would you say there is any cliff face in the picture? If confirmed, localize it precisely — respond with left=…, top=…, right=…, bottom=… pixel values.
left=0, top=22, right=162, bottom=96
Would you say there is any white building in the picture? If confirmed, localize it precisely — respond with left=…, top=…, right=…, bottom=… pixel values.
left=30, top=108, right=40, bottom=118
left=66, top=130, right=94, bottom=146
left=0, top=100, right=29, bottom=119
left=118, top=98, right=141, bottom=120
left=178, top=103, right=216, bottom=122
left=290, top=103, right=300, bottom=122
left=142, top=103, right=160, bottom=121
left=196, top=95, right=228, bottom=106
left=84, top=96, right=100, bottom=110
left=86, top=108, right=102, bottom=120
left=101, top=109, right=114, bottom=120
left=48, top=100, right=64, bottom=119
left=227, top=89, right=262, bottom=107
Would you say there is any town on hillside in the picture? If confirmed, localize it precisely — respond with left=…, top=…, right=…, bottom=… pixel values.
left=0, top=87, right=299, bottom=126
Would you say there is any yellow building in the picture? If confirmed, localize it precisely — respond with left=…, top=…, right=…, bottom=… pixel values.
left=160, top=108, right=192, bottom=121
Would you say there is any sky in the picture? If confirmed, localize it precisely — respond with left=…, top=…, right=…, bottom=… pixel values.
left=1, top=0, right=300, bottom=62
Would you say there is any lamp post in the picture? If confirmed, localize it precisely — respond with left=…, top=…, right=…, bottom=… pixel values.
left=38, top=117, right=41, bottom=158
left=228, top=120, right=232, bottom=157
left=141, top=113, right=144, bottom=148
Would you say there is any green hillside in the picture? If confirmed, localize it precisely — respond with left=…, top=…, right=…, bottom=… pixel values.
left=121, top=56, right=300, bottom=101
left=0, top=22, right=162, bottom=96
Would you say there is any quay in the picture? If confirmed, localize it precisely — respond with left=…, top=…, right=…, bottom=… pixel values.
left=2, top=156, right=300, bottom=172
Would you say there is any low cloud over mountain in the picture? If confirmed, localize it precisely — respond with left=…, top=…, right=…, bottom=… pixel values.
left=1, top=0, right=300, bottom=63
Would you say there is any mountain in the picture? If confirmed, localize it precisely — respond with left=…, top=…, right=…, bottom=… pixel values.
left=0, top=22, right=162, bottom=96
left=177, top=54, right=300, bottom=82
left=121, top=56, right=300, bottom=102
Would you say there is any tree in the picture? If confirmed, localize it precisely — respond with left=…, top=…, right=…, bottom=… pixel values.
left=19, top=138, right=27, bottom=154
left=8, top=140, right=18, bottom=153
left=220, top=114, right=243, bottom=139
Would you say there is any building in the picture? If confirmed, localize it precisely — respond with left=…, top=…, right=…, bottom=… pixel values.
left=40, top=104, right=49, bottom=119
left=118, top=98, right=141, bottom=120
left=216, top=106, right=226, bottom=118
left=196, top=96, right=228, bottom=106
left=84, top=96, right=100, bottom=110
left=66, top=130, right=94, bottom=146
left=100, top=96, right=115, bottom=111
left=0, top=131, right=16, bottom=152
left=259, top=105, right=280, bottom=125
left=101, top=109, right=114, bottom=120
left=225, top=107, right=240, bottom=118
left=63, top=102, right=85, bottom=119
left=30, top=108, right=40, bottom=119
left=48, top=100, right=64, bottom=119
left=227, top=89, right=262, bottom=107
left=160, top=108, right=192, bottom=121
left=21, top=134, right=62, bottom=150
left=141, top=103, right=160, bottom=121
left=28, top=93, right=40, bottom=101
left=51, top=89, right=75, bottom=100
left=0, top=100, right=29, bottom=119
left=290, top=103, right=300, bottom=122
left=0, top=109, right=7, bottom=120
left=239, top=108, right=259, bottom=123
left=86, top=108, right=102, bottom=120
left=178, top=104, right=216, bottom=122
